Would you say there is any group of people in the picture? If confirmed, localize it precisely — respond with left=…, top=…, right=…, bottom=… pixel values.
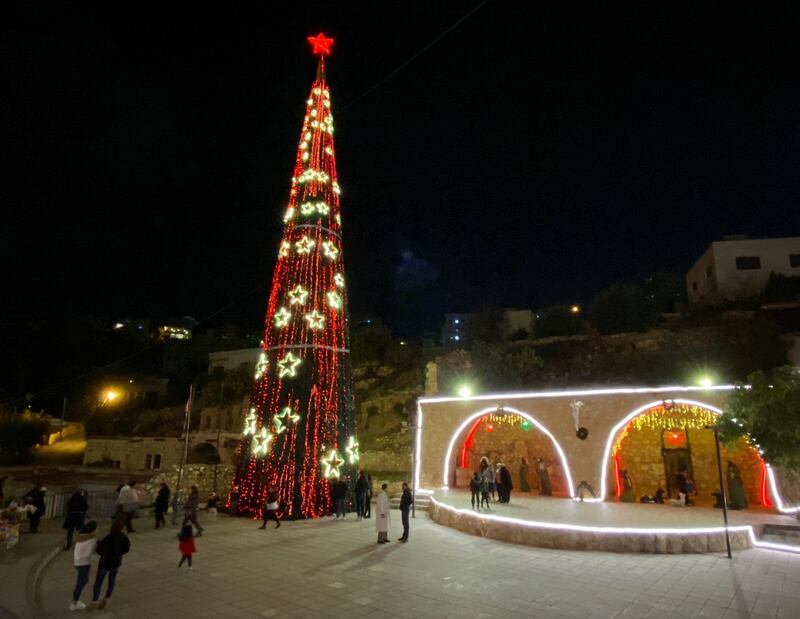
left=329, top=471, right=373, bottom=520
left=623, top=460, right=749, bottom=510
left=469, top=456, right=554, bottom=510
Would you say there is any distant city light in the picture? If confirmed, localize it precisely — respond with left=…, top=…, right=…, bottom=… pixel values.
left=454, top=335, right=460, bottom=341
left=113, top=322, right=125, bottom=330
left=454, top=319, right=460, bottom=324
left=399, top=340, right=406, bottom=346
left=570, top=305, right=580, bottom=314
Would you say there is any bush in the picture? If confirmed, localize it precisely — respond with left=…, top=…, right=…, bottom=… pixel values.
left=534, top=306, right=584, bottom=338
left=588, top=284, right=656, bottom=334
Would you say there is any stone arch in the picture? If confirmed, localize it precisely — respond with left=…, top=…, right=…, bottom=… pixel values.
left=188, top=442, right=220, bottom=465
left=599, top=399, right=765, bottom=504
left=443, top=406, right=575, bottom=497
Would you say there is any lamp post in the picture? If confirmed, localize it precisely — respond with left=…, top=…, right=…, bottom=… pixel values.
left=706, top=424, right=732, bottom=559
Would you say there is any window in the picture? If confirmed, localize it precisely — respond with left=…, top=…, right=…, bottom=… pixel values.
left=691, top=281, right=698, bottom=292
left=144, top=454, right=152, bottom=469
left=790, top=254, right=800, bottom=268
left=735, top=256, right=761, bottom=270
left=153, top=454, right=162, bottom=469
left=705, top=267, right=712, bottom=279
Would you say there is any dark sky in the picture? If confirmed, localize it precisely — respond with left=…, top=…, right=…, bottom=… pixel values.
left=5, top=3, right=799, bottom=335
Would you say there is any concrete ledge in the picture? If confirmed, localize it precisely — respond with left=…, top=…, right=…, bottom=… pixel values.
left=428, top=497, right=753, bottom=554
left=27, top=542, right=63, bottom=618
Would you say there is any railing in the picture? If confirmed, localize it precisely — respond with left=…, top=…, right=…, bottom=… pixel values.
left=43, top=491, right=120, bottom=521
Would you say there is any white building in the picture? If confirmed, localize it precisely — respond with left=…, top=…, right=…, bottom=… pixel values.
left=686, top=236, right=800, bottom=304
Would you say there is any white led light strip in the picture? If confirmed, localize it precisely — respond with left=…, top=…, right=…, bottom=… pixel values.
left=428, top=496, right=800, bottom=554
left=415, top=386, right=800, bottom=514
left=441, top=406, right=576, bottom=498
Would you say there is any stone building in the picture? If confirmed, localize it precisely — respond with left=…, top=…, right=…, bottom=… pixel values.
left=416, top=385, right=796, bottom=511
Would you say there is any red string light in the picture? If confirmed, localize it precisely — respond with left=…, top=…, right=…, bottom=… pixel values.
left=232, top=36, right=355, bottom=520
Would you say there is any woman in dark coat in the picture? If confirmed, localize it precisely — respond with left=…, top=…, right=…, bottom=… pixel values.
left=154, top=483, right=170, bottom=529
left=498, top=465, right=513, bottom=503
left=64, top=489, right=89, bottom=549
left=91, top=520, right=130, bottom=610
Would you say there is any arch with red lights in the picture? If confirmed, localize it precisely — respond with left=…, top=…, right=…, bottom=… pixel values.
left=442, top=406, right=575, bottom=497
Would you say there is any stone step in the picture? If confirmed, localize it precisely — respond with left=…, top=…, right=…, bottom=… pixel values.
left=759, top=533, right=800, bottom=549
left=762, top=524, right=800, bottom=540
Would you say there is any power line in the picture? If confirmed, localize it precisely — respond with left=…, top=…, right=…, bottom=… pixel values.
left=340, top=0, right=493, bottom=112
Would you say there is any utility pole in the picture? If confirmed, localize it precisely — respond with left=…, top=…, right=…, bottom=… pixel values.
left=176, top=384, right=195, bottom=495
left=706, top=424, right=732, bottom=559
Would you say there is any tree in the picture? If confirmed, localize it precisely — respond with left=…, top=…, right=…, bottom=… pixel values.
left=718, top=366, right=800, bottom=472
left=534, top=305, right=583, bottom=338
left=588, top=284, right=656, bottom=334
left=232, top=37, right=357, bottom=519
left=471, top=342, right=544, bottom=389
left=644, top=270, right=686, bottom=313
left=350, top=323, right=392, bottom=363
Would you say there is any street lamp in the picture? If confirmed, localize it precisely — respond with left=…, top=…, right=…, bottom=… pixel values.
left=570, top=304, right=581, bottom=314
left=458, top=385, right=472, bottom=398
left=100, top=389, right=120, bottom=406
left=705, top=424, right=732, bottom=559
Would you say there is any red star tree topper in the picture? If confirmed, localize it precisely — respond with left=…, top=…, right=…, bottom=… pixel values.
left=232, top=34, right=357, bottom=519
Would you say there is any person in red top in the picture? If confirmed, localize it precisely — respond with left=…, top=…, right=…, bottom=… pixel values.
left=177, top=525, right=196, bottom=570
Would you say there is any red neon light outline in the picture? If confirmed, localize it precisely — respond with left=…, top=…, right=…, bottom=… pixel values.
left=613, top=454, right=622, bottom=498
left=460, top=417, right=484, bottom=468
left=760, top=459, right=772, bottom=507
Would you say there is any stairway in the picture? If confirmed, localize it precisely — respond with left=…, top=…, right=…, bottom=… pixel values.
left=758, top=524, right=800, bottom=550
left=389, top=494, right=431, bottom=512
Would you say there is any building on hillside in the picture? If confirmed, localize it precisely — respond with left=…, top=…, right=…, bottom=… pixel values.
left=442, top=308, right=535, bottom=347
left=503, top=309, right=534, bottom=339
left=442, top=313, right=469, bottom=346
left=208, top=348, right=261, bottom=376
left=686, top=236, right=800, bottom=304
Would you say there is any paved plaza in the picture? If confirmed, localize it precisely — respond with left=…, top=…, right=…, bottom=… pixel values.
left=20, top=509, right=800, bottom=618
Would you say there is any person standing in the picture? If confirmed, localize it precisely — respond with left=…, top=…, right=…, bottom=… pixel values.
left=259, top=486, right=281, bottom=529
left=0, top=475, right=8, bottom=508
left=375, top=483, right=391, bottom=544
left=470, top=471, right=482, bottom=510
left=479, top=459, right=492, bottom=508
left=519, top=458, right=531, bottom=492
left=91, top=520, right=130, bottom=610
left=116, top=480, right=139, bottom=533
left=398, top=482, right=412, bottom=543
left=537, top=458, right=552, bottom=496
left=488, top=463, right=497, bottom=501
left=228, top=485, right=240, bottom=517
left=183, top=486, right=204, bottom=536
left=154, top=483, right=170, bottom=529
left=620, top=470, right=635, bottom=502
left=355, top=471, right=368, bottom=521
left=332, top=478, right=347, bottom=519
left=499, top=464, right=513, bottom=503
left=177, top=525, right=196, bottom=569
left=23, top=482, right=46, bottom=533
left=727, top=461, right=748, bottom=510
left=363, top=474, right=373, bottom=518
left=69, top=520, right=97, bottom=611
left=64, top=489, right=89, bottom=549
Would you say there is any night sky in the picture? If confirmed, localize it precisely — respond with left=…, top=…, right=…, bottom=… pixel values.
left=5, top=3, right=799, bottom=335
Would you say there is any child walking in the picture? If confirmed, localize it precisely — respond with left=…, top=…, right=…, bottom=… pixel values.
left=177, top=525, right=196, bottom=570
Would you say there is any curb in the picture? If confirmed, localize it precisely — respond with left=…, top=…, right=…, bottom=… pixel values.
left=26, top=542, right=63, bottom=619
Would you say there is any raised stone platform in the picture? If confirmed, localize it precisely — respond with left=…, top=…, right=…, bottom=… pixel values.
left=428, top=490, right=798, bottom=554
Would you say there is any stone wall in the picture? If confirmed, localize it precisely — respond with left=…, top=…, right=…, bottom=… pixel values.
left=83, top=437, right=183, bottom=471
left=417, top=389, right=731, bottom=497
left=144, top=464, right=235, bottom=506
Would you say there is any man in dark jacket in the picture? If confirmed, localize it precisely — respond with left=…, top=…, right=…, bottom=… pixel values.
left=154, top=483, right=169, bottom=529
left=64, top=489, right=89, bottom=549
left=355, top=471, right=368, bottom=521
left=398, top=482, right=413, bottom=543
left=23, top=483, right=46, bottom=533
left=332, top=478, right=348, bottom=518
left=91, top=520, right=130, bottom=610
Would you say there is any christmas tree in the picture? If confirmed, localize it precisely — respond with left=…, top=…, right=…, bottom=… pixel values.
left=233, top=33, right=357, bottom=519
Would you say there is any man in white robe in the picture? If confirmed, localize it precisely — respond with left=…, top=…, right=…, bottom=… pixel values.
left=375, top=483, right=391, bottom=544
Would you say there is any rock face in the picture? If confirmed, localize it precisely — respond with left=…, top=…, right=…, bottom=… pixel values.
left=428, top=498, right=753, bottom=554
